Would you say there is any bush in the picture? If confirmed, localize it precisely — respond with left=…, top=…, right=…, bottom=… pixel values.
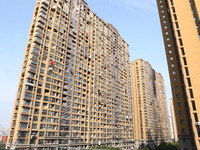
left=140, top=145, right=153, bottom=150
left=92, top=146, right=120, bottom=150
left=0, top=142, right=6, bottom=149
left=155, top=142, right=179, bottom=150
left=140, top=142, right=179, bottom=150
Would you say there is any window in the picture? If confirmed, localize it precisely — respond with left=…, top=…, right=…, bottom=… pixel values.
left=34, top=109, right=39, bottom=114
left=183, top=57, right=187, bottom=65
left=173, top=14, right=177, bottom=20
left=33, top=116, right=38, bottom=121
left=36, top=95, right=42, bottom=100
left=177, top=30, right=181, bottom=37
left=41, top=63, right=46, bottom=68
left=26, top=85, right=33, bottom=91
left=24, top=92, right=33, bottom=98
left=194, top=113, right=198, bottom=122
left=20, top=123, right=28, bottom=128
left=189, top=89, right=194, bottom=98
left=35, top=102, right=40, bottom=107
left=40, top=124, right=46, bottom=129
left=179, top=39, right=183, bottom=46
left=171, top=7, right=175, bottom=13
left=32, top=123, right=38, bottom=129
left=181, top=128, right=185, bottom=134
left=39, top=132, right=45, bottom=137
left=21, top=115, right=28, bottom=120
left=181, top=48, right=185, bottom=55
left=175, top=22, right=179, bottom=28
left=170, top=0, right=174, bottom=5
left=191, top=101, right=196, bottom=111
left=185, top=67, right=189, bottom=76
left=187, top=78, right=192, bottom=87
left=180, top=119, right=184, bottom=124
left=17, top=139, right=25, bottom=144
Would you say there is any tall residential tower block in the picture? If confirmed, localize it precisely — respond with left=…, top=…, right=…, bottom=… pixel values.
left=7, top=0, right=134, bottom=149
left=131, top=59, right=171, bottom=148
left=157, top=0, right=200, bottom=149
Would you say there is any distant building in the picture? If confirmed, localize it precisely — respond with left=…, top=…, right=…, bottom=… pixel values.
left=0, top=136, right=8, bottom=143
left=170, top=99, right=178, bottom=142
left=155, top=73, right=171, bottom=141
left=0, top=125, right=8, bottom=136
left=157, top=0, right=200, bottom=149
left=131, top=59, right=171, bottom=148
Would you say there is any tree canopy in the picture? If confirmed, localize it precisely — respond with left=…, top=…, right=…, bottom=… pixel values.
left=140, top=142, right=179, bottom=150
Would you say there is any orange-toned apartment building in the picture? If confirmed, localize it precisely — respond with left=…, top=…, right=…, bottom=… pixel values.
left=6, top=0, right=134, bottom=149
left=157, top=0, right=200, bottom=149
left=131, top=59, right=171, bottom=148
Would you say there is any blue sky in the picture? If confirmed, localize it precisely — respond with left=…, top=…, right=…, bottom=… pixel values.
left=0, top=0, right=172, bottom=128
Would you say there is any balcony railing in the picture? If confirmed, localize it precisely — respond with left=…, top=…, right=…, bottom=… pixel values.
left=39, top=12, right=47, bottom=19
left=34, top=37, right=43, bottom=43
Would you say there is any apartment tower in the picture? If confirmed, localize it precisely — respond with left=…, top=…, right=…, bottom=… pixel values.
left=157, top=0, right=200, bottom=149
left=7, top=0, right=134, bottom=149
left=155, top=73, right=171, bottom=142
left=131, top=59, right=171, bottom=148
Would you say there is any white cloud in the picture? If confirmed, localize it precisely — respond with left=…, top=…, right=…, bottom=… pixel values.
left=119, top=0, right=157, bottom=12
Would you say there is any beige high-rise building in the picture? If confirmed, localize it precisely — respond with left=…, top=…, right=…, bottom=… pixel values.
left=155, top=73, right=171, bottom=141
left=6, top=0, right=134, bottom=149
left=131, top=59, right=171, bottom=148
left=170, top=99, right=178, bottom=142
left=157, top=0, right=200, bottom=149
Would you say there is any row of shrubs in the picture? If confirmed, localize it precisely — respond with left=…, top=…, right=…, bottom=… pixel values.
left=140, top=142, right=179, bottom=150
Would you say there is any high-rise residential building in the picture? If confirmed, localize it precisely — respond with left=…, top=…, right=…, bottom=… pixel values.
left=155, top=73, right=171, bottom=142
left=7, top=0, right=134, bottom=149
left=170, top=99, right=178, bottom=142
left=131, top=59, right=171, bottom=148
left=157, top=0, right=200, bottom=149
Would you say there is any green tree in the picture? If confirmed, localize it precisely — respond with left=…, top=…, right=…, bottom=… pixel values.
left=140, top=147, right=153, bottom=150
left=91, top=146, right=120, bottom=150
left=140, top=142, right=179, bottom=150
left=139, top=144, right=153, bottom=150
left=154, top=142, right=179, bottom=150
left=0, top=142, right=6, bottom=149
